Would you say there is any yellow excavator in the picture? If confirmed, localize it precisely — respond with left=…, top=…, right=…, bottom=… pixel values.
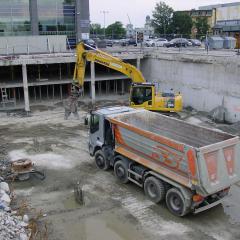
left=72, top=42, right=183, bottom=112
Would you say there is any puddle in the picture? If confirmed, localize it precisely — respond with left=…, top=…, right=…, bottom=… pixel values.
left=64, top=212, right=144, bottom=240
left=63, top=194, right=83, bottom=210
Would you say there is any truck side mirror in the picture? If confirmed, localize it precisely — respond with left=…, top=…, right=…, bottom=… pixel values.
left=84, top=114, right=91, bottom=126
left=84, top=117, right=89, bottom=126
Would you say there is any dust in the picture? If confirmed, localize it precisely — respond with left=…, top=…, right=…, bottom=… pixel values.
left=9, top=149, right=75, bottom=170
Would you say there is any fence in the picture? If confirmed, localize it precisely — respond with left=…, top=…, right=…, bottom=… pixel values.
left=0, top=35, right=68, bottom=55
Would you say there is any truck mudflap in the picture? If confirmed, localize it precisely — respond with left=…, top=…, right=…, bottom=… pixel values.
left=193, top=197, right=224, bottom=214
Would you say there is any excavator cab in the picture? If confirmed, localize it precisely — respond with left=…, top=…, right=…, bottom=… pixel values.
left=130, top=83, right=154, bottom=108
left=130, top=83, right=183, bottom=112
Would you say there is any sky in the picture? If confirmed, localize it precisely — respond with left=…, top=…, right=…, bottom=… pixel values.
left=89, top=0, right=238, bottom=27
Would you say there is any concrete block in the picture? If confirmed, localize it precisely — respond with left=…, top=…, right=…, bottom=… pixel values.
left=0, top=182, right=10, bottom=194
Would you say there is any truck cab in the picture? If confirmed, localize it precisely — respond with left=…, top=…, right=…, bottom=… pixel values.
left=88, top=106, right=134, bottom=158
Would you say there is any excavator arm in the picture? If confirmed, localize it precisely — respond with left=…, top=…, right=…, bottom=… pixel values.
left=72, top=42, right=183, bottom=112
left=73, top=42, right=146, bottom=89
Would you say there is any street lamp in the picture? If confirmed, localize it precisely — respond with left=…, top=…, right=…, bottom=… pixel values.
left=100, top=10, right=109, bottom=38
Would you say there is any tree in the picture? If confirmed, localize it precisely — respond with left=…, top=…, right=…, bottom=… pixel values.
left=170, top=12, right=193, bottom=35
left=90, top=23, right=104, bottom=36
left=152, top=1, right=173, bottom=34
left=105, top=21, right=126, bottom=39
left=194, top=17, right=210, bottom=35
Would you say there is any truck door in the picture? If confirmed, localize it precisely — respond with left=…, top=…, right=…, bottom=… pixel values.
left=89, top=113, right=102, bottom=155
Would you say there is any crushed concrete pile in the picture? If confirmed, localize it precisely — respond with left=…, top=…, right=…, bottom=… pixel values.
left=0, top=211, right=30, bottom=240
left=0, top=158, right=11, bottom=180
left=0, top=178, right=31, bottom=240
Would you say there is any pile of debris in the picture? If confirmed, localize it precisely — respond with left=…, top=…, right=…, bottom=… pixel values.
left=0, top=158, right=45, bottom=182
left=0, top=178, right=31, bottom=240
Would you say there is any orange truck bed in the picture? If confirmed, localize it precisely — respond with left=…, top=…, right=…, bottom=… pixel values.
left=108, top=109, right=240, bottom=197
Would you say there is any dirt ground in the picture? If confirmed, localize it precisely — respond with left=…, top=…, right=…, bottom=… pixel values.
left=1, top=95, right=240, bottom=240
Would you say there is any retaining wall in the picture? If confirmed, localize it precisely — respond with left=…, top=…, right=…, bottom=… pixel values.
left=141, top=52, right=240, bottom=123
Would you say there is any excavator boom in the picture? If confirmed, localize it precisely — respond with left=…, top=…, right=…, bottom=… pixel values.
left=73, top=42, right=146, bottom=89
left=72, top=42, right=183, bottom=112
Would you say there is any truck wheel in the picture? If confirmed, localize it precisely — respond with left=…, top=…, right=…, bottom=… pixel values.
left=95, top=150, right=110, bottom=171
left=166, top=188, right=188, bottom=217
left=144, top=177, right=166, bottom=203
left=114, top=160, right=129, bottom=183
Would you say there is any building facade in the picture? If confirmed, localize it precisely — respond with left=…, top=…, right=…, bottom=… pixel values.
left=126, top=16, right=154, bottom=39
left=176, top=9, right=214, bottom=35
left=200, top=2, right=240, bottom=47
left=0, top=0, right=90, bottom=47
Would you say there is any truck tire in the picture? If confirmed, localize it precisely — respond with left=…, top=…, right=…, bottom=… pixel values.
left=144, top=177, right=166, bottom=203
left=114, top=160, right=129, bottom=183
left=166, top=188, right=189, bottom=217
left=95, top=150, right=110, bottom=171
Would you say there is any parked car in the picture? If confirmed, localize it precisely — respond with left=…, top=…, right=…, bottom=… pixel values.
left=144, top=39, right=155, bottom=47
left=83, top=39, right=96, bottom=48
left=128, top=39, right=137, bottom=46
left=120, top=39, right=128, bottom=46
left=106, top=39, right=114, bottom=47
left=121, top=39, right=137, bottom=47
left=155, top=38, right=168, bottom=47
left=188, top=39, right=202, bottom=47
left=164, top=38, right=192, bottom=48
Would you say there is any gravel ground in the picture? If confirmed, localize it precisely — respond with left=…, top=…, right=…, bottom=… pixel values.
left=0, top=97, right=240, bottom=240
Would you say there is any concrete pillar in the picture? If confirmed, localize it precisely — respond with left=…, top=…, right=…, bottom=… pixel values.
left=90, top=61, right=96, bottom=104
left=46, top=85, right=49, bottom=99
left=22, top=64, right=30, bottom=112
left=137, top=57, right=141, bottom=70
left=39, top=86, right=42, bottom=101
left=29, top=0, right=39, bottom=35
left=52, top=85, right=55, bottom=99
left=75, top=0, right=90, bottom=42
left=121, top=79, right=124, bottom=94
left=59, top=63, right=62, bottom=80
left=60, top=85, right=63, bottom=100
left=34, top=87, right=37, bottom=101
left=17, top=88, right=20, bottom=101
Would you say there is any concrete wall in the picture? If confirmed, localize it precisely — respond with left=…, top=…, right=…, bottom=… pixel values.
left=141, top=52, right=240, bottom=123
left=0, top=36, right=67, bottom=55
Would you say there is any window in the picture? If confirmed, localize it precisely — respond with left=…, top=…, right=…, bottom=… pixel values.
left=131, top=87, right=152, bottom=105
left=0, top=0, right=30, bottom=36
left=90, top=114, right=100, bottom=134
left=38, top=0, right=75, bottom=40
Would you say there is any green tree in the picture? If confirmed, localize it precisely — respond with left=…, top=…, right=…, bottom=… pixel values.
left=194, top=17, right=210, bottom=35
left=170, top=12, right=193, bottom=35
left=105, top=21, right=126, bottom=39
left=152, top=1, right=173, bottom=34
left=90, top=23, right=104, bottom=36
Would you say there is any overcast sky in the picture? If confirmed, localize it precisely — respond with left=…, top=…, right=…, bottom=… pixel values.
left=89, top=0, right=237, bottom=27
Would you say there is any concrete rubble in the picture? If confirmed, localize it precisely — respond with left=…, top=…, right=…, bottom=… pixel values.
left=0, top=178, right=31, bottom=240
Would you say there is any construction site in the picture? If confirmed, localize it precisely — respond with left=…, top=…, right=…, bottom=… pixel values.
left=1, top=1, right=240, bottom=240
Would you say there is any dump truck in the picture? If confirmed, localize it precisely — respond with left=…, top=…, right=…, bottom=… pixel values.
left=87, top=106, right=240, bottom=216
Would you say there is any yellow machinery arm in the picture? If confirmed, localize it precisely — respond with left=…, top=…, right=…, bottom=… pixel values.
left=73, top=42, right=146, bottom=88
left=72, top=42, right=183, bottom=112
